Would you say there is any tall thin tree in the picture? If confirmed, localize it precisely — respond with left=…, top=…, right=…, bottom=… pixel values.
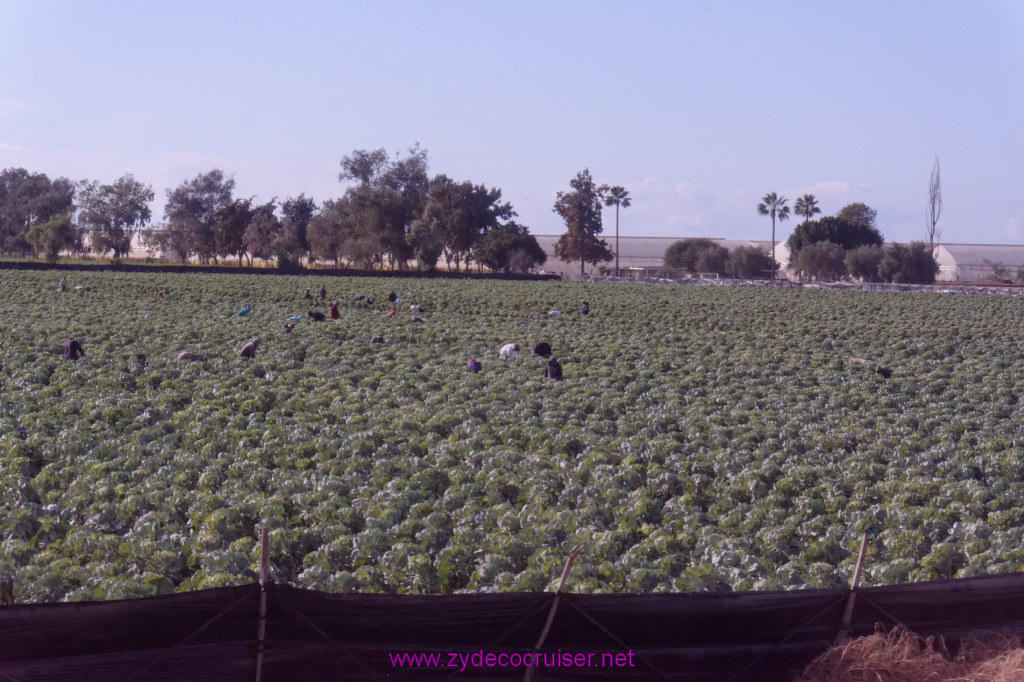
left=603, top=186, right=631, bottom=276
left=793, top=194, right=821, bottom=225
left=926, top=155, right=942, bottom=256
left=757, top=192, right=790, bottom=282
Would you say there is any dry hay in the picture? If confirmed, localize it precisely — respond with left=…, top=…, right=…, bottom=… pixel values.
left=795, top=626, right=1024, bottom=682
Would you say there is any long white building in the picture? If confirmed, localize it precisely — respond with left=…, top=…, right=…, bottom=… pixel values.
left=532, top=235, right=774, bottom=277
left=534, top=234, right=1024, bottom=283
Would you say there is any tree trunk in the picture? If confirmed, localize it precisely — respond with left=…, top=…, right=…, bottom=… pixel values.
left=615, top=204, right=620, bottom=276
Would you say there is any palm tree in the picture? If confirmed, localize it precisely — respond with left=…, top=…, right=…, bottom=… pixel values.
left=757, top=192, right=790, bottom=282
left=793, top=194, right=821, bottom=225
left=603, top=186, right=631, bottom=276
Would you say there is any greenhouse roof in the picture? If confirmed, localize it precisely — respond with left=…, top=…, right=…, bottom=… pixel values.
left=936, top=243, right=1024, bottom=267
left=532, top=235, right=772, bottom=274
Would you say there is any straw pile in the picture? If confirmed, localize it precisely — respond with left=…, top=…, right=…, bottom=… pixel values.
left=795, top=626, right=1024, bottom=682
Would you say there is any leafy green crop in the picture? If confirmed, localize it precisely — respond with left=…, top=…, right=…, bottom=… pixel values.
left=3, top=270, right=1024, bottom=601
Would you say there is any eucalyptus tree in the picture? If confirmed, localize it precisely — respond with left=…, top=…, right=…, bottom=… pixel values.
left=307, top=198, right=348, bottom=266
left=0, top=167, right=75, bottom=256
left=757, top=192, right=790, bottom=281
left=76, top=174, right=154, bottom=259
left=338, top=145, right=429, bottom=269
left=213, top=198, right=255, bottom=265
left=603, top=185, right=631, bottom=275
left=164, top=170, right=235, bottom=263
left=281, top=194, right=316, bottom=263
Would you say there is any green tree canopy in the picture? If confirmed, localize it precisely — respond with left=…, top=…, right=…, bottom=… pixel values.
left=412, top=176, right=515, bottom=271
left=553, top=169, right=613, bottom=275
left=473, top=222, right=546, bottom=273
left=836, top=202, right=878, bottom=228
left=408, top=199, right=447, bottom=271
left=878, top=242, right=939, bottom=284
left=796, top=241, right=847, bottom=281
left=76, top=174, right=154, bottom=259
left=306, top=198, right=350, bottom=267
left=0, top=167, right=75, bottom=256
left=242, top=200, right=302, bottom=268
left=307, top=196, right=383, bottom=268
left=339, top=145, right=429, bottom=269
left=787, top=216, right=883, bottom=257
left=164, top=170, right=235, bottom=263
left=844, top=244, right=884, bottom=282
left=213, top=198, right=255, bottom=265
left=25, top=212, right=78, bottom=262
left=664, top=238, right=729, bottom=275
left=726, top=245, right=777, bottom=279
left=281, top=194, right=316, bottom=262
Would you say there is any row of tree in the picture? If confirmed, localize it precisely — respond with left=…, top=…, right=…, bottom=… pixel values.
left=0, top=149, right=557, bottom=273
left=664, top=238, right=777, bottom=279
left=785, top=199, right=938, bottom=283
left=664, top=198, right=939, bottom=284
left=759, top=157, right=944, bottom=283
left=0, top=167, right=157, bottom=260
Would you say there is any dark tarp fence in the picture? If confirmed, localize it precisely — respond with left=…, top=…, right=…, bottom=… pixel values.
left=4, top=573, right=1024, bottom=681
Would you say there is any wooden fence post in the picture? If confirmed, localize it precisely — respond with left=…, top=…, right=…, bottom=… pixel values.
left=523, top=545, right=584, bottom=682
left=255, top=527, right=269, bottom=682
left=836, top=532, right=870, bottom=645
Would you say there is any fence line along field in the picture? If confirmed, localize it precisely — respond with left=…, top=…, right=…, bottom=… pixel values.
left=2, top=269, right=1024, bottom=602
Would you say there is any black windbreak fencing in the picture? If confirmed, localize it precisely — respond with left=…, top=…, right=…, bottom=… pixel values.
left=0, top=261, right=560, bottom=280
left=3, top=573, right=1024, bottom=681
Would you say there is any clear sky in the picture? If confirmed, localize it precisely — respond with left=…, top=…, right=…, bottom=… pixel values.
left=2, top=0, right=1022, bottom=245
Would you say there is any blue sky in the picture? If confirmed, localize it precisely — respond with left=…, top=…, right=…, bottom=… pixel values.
left=2, top=0, right=1022, bottom=244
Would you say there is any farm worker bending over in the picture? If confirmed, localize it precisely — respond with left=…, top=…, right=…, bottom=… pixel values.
left=304, top=288, right=313, bottom=300
left=467, top=357, right=482, bottom=373
left=62, top=336, right=84, bottom=361
left=237, top=305, right=252, bottom=317
left=58, top=276, right=67, bottom=292
left=544, top=357, right=563, bottom=380
left=499, top=343, right=520, bottom=360
left=177, top=351, right=202, bottom=362
left=318, top=285, right=327, bottom=300
left=239, top=336, right=261, bottom=358
left=329, top=302, right=340, bottom=319
left=581, top=300, right=590, bottom=317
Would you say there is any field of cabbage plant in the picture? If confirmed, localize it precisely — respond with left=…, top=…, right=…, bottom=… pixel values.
left=3, top=269, right=1024, bottom=602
